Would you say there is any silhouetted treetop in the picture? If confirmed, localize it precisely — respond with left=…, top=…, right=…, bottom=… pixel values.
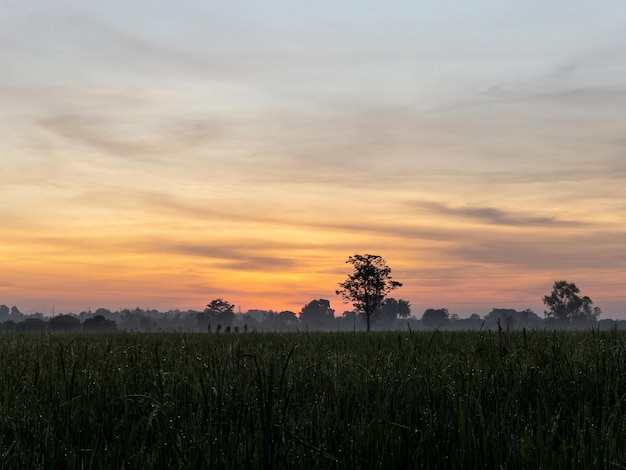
left=543, top=280, right=600, bottom=322
left=336, top=254, right=402, bottom=332
left=300, top=299, right=335, bottom=327
left=421, top=308, right=450, bottom=327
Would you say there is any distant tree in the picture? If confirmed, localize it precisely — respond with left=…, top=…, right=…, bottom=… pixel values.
left=342, top=310, right=357, bottom=320
left=10, top=306, right=22, bottom=319
left=467, top=313, right=482, bottom=329
left=543, top=280, right=601, bottom=322
left=133, top=307, right=145, bottom=315
left=196, top=311, right=210, bottom=330
left=300, top=299, right=335, bottom=328
left=120, top=308, right=142, bottom=330
left=395, top=299, right=412, bottom=319
left=243, top=309, right=275, bottom=329
left=1, top=320, right=16, bottom=333
left=0, top=305, right=9, bottom=321
left=377, top=298, right=411, bottom=325
left=204, top=298, right=235, bottom=326
left=49, top=314, right=81, bottom=332
left=275, top=310, right=299, bottom=329
left=422, top=308, right=450, bottom=328
left=278, top=310, right=298, bottom=321
left=138, top=316, right=158, bottom=331
left=83, top=315, right=118, bottom=332
left=485, top=308, right=542, bottom=330
left=336, top=254, right=402, bottom=332
left=23, top=317, right=47, bottom=333
left=334, top=310, right=359, bottom=331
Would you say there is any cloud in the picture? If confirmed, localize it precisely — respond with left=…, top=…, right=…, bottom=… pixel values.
left=37, top=114, right=154, bottom=158
left=0, top=5, right=240, bottom=83
left=37, top=111, right=226, bottom=161
left=100, top=188, right=467, bottom=243
left=160, top=243, right=298, bottom=272
left=441, top=232, right=626, bottom=272
left=413, top=201, right=583, bottom=227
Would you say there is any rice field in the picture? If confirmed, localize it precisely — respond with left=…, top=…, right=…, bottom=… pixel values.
left=1, top=329, right=625, bottom=469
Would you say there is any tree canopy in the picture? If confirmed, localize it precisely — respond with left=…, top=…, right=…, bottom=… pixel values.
left=300, top=299, right=335, bottom=328
left=421, top=308, right=450, bottom=327
left=377, top=298, right=411, bottom=325
left=198, top=298, right=236, bottom=328
left=336, top=254, right=402, bottom=331
left=543, top=280, right=601, bottom=322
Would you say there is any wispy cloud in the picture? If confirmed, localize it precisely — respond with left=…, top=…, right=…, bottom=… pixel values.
left=38, top=114, right=154, bottom=158
left=441, top=232, right=626, bottom=272
left=413, top=201, right=583, bottom=227
left=36, top=112, right=226, bottom=160
left=156, top=242, right=298, bottom=272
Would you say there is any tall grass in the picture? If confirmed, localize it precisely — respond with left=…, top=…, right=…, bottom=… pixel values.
left=0, top=329, right=625, bottom=468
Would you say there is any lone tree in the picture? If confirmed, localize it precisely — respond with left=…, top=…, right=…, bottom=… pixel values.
left=336, top=254, right=402, bottom=332
left=198, top=298, right=236, bottom=329
left=543, top=280, right=601, bottom=322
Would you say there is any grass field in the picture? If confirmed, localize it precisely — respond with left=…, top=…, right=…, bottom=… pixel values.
left=1, top=329, right=625, bottom=469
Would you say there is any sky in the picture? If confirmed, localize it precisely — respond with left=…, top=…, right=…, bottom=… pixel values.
left=1, top=0, right=626, bottom=318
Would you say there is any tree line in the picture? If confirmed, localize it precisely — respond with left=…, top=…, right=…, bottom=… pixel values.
left=0, top=254, right=613, bottom=333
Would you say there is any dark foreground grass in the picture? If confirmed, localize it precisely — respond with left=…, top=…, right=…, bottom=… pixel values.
left=1, top=329, right=626, bottom=469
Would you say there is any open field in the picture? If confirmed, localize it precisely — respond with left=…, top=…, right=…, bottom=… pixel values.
left=1, top=329, right=625, bottom=468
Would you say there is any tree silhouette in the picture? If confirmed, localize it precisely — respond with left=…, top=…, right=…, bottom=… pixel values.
left=204, top=298, right=235, bottom=326
left=23, top=317, right=47, bottom=333
left=377, top=298, right=411, bottom=325
left=0, top=305, right=9, bottom=322
left=49, top=314, right=81, bottom=332
left=485, top=308, right=541, bottom=330
left=543, top=280, right=601, bottom=322
left=275, top=311, right=299, bottom=330
left=421, top=308, right=449, bottom=328
left=83, top=315, right=118, bottom=332
left=300, top=299, right=335, bottom=329
left=336, top=254, right=402, bottom=332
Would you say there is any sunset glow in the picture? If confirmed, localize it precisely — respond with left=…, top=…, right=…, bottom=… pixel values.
left=1, top=1, right=625, bottom=317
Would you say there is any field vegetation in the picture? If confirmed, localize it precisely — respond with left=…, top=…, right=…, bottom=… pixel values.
left=1, top=329, right=625, bottom=468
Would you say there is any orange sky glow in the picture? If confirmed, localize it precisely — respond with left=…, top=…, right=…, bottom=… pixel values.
left=1, top=1, right=626, bottom=318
